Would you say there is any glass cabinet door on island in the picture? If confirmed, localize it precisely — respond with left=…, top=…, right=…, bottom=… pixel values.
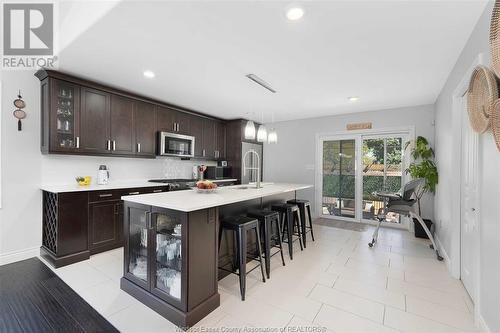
left=52, top=80, right=80, bottom=151
left=151, top=208, right=186, bottom=309
left=125, top=205, right=150, bottom=290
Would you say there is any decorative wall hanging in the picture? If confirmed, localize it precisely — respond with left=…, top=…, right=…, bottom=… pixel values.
left=492, top=99, right=500, bottom=151
left=467, top=66, right=498, bottom=133
left=13, top=91, right=26, bottom=131
left=346, top=122, right=372, bottom=131
left=490, top=1, right=500, bottom=76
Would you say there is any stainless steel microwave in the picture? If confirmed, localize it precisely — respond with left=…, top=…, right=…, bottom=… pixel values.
left=158, top=132, right=195, bottom=158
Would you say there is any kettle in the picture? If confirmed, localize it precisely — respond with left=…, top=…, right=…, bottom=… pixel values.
left=97, top=165, right=110, bottom=185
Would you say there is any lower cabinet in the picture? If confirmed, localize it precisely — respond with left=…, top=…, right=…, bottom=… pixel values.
left=41, top=186, right=169, bottom=268
left=121, top=202, right=219, bottom=327
left=89, top=200, right=123, bottom=254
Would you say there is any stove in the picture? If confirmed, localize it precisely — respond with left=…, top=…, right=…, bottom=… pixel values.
left=148, top=178, right=197, bottom=191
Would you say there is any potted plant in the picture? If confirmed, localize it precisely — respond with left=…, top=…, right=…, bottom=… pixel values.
left=405, top=136, right=438, bottom=238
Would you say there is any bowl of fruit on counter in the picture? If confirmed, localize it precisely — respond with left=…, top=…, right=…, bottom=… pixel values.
left=194, top=180, right=218, bottom=193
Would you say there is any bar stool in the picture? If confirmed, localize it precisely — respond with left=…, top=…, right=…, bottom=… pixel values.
left=271, top=203, right=303, bottom=260
left=247, top=209, right=286, bottom=279
left=287, top=199, right=315, bottom=248
left=218, top=216, right=266, bottom=301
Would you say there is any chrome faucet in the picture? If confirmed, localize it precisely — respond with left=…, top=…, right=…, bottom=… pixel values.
left=242, top=149, right=261, bottom=189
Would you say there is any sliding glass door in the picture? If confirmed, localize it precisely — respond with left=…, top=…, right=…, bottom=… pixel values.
left=362, top=135, right=405, bottom=224
left=318, top=131, right=409, bottom=226
left=321, top=139, right=357, bottom=219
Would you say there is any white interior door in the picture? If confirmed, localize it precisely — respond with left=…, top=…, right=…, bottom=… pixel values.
left=460, top=95, right=479, bottom=301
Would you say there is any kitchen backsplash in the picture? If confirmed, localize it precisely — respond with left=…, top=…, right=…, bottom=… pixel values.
left=40, top=154, right=217, bottom=184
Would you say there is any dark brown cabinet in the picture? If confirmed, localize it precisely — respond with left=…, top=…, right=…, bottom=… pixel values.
left=49, top=79, right=81, bottom=153
left=190, top=115, right=204, bottom=157
left=37, top=70, right=230, bottom=161
left=202, top=119, right=216, bottom=159
left=215, top=121, right=226, bottom=159
left=157, top=106, right=190, bottom=134
left=135, top=101, right=156, bottom=157
left=41, top=185, right=170, bottom=268
left=122, top=202, right=219, bottom=327
left=80, top=87, right=111, bottom=154
left=41, top=191, right=89, bottom=268
left=110, top=95, right=135, bottom=155
left=89, top=200, right=122, bottom=254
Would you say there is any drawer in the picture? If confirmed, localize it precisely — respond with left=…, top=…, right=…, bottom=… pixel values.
left=145, top=186, right=169, bottom=194
left=89, top=190, right=122, bottom=203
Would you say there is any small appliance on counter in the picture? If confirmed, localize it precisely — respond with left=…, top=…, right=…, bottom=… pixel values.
left=205, top=165, right=231, bottom=180
left=97, top=165, right=110, bottom=185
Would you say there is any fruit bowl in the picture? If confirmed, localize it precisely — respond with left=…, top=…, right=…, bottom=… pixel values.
left=194, top=180, right=218, bottom=193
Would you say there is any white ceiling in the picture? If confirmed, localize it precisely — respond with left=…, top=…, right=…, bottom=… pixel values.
left=58, top=0, right=488, bottom=122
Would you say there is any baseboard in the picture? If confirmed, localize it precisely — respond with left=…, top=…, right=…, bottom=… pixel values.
left=0, top=247, right=39, bottom=266
left=477, top=313, right=492, bottom=333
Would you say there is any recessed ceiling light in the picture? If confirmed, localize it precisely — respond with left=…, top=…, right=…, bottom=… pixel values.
left=348, top=96, right=360, bottom=102
left=286, top=7, right=304, bottom=21
left=143, top=70, right=155, bottom=78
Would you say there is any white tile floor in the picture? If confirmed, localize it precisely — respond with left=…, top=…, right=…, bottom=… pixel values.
left=39, top=223, right=479, bottom=333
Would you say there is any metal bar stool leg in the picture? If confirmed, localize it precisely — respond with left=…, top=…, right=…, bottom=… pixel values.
left=255, top=226, right=266, bottom=283
left=285, top=209, right=294, bottom=259
left=299, top=205, right=307, bottom=248
left=275, top=216, right=286, bottom=266
left=306, top=204, right=315, bottom=242
left=294, top=209, right=304, bottom=251
left=262, top=219, right=271, bottom=279
left=237, top=228, right=247, bottom=301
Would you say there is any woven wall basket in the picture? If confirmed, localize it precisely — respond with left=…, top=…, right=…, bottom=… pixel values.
left=490, top=1, right=500, bottom=76
left=467, top=66, right=498, bottom=133
left=492, top=100, right=500, bottom=151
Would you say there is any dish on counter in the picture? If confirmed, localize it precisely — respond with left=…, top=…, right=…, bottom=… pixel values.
left=193, top=180, right=218, bottom=193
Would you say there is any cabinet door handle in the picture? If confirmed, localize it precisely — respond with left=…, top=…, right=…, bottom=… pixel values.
left=153, top=189, right=162, bottom=193
left=137, top=143, right=141, bottom=153
left=202, top=149, right=206, bottom=157
left=99, top=193, right=113, bottom=198
left=106, top=140, right=111, bottom=151
left=75, top=136, right=80, bottom=149
left=112, top=140, right=116, bottom=151
left=173, top=123, right=176, bottom=132
left=128, top=191, right=140, bottom=195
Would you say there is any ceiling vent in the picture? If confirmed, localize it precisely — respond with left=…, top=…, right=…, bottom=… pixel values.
left=246, top=74, right=277, bottom=93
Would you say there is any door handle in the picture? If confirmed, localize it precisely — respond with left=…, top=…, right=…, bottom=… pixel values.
left=75, top=136, right=80, bottom=148
left=153, top=189, right=162, bottom=193
left=176, top=123, right=180, bottom=132
left=106, top=140, right=111, bottom=151
left=203, top=149, right=206, bottom=157
left=112, top=140, right=116, bottom=151
left=99, top=193, right=113, bottom=198
left=128, top=191, right=140, bottom=195
left=137, top=143, right=141, bottom=153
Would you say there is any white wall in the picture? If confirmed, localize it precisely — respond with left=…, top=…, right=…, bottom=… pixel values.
left=434, top=2, right=499, bottom=332
left=263, top=104, right=435, bottom=219
left=0, top=70, right=212, bottom=265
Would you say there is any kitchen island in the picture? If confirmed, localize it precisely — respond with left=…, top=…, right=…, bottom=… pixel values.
left=120, top=183, right=312, bottom=329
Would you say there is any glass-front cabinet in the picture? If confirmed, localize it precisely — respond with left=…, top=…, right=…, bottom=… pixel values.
left=124, top=203, right=187, bottom=311
left=52, top=79, right=80, bottom=151
left=151, top=208, right=185, bottom=308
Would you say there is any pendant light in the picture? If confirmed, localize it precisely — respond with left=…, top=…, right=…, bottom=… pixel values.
left=256, top=111, right=268, bottom=142
left=257, top=124, right=267, bottom=142
left=267, top=128, right=278, bottom=144
left=244, top=120, right=256, bottom=140
left=267, top=112, right=278, bottom=144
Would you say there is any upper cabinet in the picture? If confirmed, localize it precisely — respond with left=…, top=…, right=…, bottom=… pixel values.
left=110, top=95, right=135, bottom=155
left=134, top=102, right=156, bottom=157
left=156, top=106, right=190, bottom=134
left=36, top=70, right=226, bottom=160
left=49, top=79, right=81, bottom=152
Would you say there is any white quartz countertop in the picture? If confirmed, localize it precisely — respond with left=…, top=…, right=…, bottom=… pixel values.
left=121, top=183, right=313, bottom=212
left=40, top=179, right=238, bottom=193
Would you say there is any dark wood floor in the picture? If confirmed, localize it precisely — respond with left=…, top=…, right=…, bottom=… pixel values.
left=0, top=257, right=119, bottom=333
